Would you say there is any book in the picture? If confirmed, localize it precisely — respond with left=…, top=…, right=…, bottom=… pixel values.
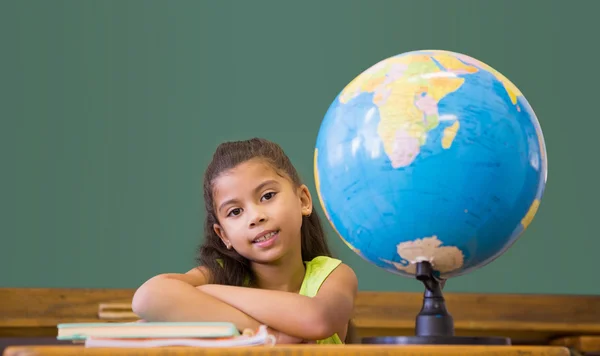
left=57, top=321, right=239, bottom=341
left=83, top=325, right=276, bottom=348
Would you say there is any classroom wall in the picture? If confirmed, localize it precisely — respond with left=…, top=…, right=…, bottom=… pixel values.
left=2, top=0, right=598, bottom=295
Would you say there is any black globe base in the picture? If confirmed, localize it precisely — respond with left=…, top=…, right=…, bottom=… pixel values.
left=361, top=261, right=511, bottom=346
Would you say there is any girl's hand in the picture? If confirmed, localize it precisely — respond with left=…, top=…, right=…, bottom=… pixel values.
left=267, top=327, right=306, bottom=344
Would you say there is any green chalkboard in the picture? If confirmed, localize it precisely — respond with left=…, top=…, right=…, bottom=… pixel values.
left=1, top=0, right=598, bottom=295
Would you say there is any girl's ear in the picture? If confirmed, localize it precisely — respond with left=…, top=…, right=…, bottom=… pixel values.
left=214, top=224, right=232, bottom=250
left=298, top=184, right=313, bottom=217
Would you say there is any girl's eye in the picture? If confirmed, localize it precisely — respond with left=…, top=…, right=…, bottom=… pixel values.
left=227, top=208, right=242, bottom=217
left=261, top=192, right=276, bottom=201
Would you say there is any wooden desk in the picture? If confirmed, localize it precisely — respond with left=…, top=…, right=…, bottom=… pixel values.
left=2, top=345, right=572, bottom=356
left=3, top=288, right=600, bottom=345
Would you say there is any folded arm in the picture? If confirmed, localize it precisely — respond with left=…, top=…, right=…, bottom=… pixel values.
left=132, top=270, right=261, bottom=330
left=131, top=268, right=305, bottom=344
left=198, top=263, right=358, bottom=340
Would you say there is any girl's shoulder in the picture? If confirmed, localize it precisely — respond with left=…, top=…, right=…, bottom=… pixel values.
left=305, top=255, right=342, bottom=271
left=301, top=256, right=356, bottom=297
left=181, top=265, right=212, bottom=286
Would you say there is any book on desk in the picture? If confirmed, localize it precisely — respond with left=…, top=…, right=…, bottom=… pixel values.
left=56, top=321, right=276, bottom=348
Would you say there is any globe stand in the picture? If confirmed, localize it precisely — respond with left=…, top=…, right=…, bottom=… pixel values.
left=361, top=261, right=511, bottom=345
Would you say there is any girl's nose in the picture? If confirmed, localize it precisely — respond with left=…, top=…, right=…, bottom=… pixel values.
left=248, top=208, right=268, bottom=227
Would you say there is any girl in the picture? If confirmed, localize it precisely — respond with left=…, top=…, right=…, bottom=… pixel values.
left=132, top=138, right=358, bottom=344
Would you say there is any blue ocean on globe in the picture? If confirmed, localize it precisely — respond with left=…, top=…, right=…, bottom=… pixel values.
left=314, top=50, right=547, bottom=278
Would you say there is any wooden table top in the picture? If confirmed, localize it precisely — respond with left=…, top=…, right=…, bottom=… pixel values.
left=3, top=288, right=600, bottom=345
left=2, top=344, right=571, bottom=356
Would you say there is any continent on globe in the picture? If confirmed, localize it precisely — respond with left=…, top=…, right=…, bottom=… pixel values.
left=338, top=52, right=480, bottom=168
left=380, top=236, right=465, bottom=275
left=521, top=199, right=541, bottom=229
left=442, top=120, right=460, bottom=149
left=336, top=51, right=531, bottom=168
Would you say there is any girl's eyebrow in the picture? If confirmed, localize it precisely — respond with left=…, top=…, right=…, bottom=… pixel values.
left=218, top=180, right=280, bottom=213
left=218, top=198, right=239, bottom=214
left=253, top=179, right=279, bottom=193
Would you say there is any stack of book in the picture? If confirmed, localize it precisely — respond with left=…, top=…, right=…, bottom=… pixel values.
left=57, top=321, right=276, bottom=348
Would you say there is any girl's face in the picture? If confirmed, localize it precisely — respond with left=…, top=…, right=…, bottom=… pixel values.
left=211, top=158, right=312, bottom=264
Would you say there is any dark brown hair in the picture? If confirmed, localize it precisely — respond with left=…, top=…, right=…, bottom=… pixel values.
left=196, top=137, right=333, bottom=286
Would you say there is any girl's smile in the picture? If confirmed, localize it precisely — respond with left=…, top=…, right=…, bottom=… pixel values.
left=252, top=230, right=279, bottom=247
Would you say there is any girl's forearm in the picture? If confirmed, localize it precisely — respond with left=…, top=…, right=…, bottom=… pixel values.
left=198, top=284, right=337, bottom=340
left=132, top=276, right=262, bottom=331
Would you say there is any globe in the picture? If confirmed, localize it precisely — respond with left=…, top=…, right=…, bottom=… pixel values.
left=314, top=49, right=547, bottom=280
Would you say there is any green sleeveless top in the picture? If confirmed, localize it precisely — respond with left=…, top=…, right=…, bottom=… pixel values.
left=298, top=255, right=344, bottom=344
left=215, top=256, right=344, bottom=344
